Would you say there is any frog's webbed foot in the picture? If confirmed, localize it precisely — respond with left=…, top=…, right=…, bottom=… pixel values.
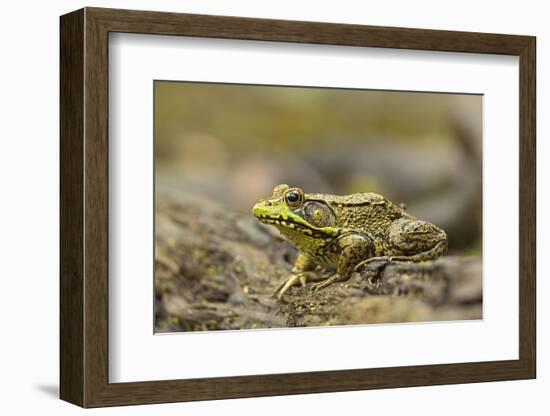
left=356, top=256, right=394, bottom=269
left=355, top=256, right=400, bottom=282
left=356, top=254, right=423, bottom=269
left=273, top=271, right=320, bottom=301
left=356, top=256, right=398, bottom=275
left=310, top=274, right=348, bottom=292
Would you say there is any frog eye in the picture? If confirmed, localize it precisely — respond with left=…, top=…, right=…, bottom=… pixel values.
left=284, top=189, right=304, bottom=208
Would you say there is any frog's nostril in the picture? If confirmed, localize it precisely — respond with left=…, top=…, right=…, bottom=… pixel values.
left=265, top=201, right=272, bottom=206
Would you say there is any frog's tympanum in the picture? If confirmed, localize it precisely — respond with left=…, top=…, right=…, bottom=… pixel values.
left=253, top=184, right=448, bottom=300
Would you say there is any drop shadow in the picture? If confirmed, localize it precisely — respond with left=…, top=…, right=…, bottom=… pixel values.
left=35, top=384, right=59, bottom=399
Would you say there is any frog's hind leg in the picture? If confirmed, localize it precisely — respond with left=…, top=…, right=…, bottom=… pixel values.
left=388, top=217, right=448, bottom=260
left=357, top=217, right=448, bottom=269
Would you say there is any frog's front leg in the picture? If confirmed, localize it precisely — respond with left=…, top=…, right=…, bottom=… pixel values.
left=358, top=217, right=448, bottom=268
left=310, top=233, right=374, bottom=292
left=274, top=252, right=327, bottom=301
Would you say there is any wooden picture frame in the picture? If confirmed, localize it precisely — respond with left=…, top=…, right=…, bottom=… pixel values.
left=60, top=7, right=536, bottom=408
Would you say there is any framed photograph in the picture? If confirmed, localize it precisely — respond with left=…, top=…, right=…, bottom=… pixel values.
left=60, top=7, right=536, bottom=407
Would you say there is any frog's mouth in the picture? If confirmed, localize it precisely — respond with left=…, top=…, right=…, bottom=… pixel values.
left=254, top=210, right=339, bottom=239
left=255, top=213, right=317, bottom=235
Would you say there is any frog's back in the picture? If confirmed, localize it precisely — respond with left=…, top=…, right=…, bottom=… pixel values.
left=306, top=191, right=381, bottom=204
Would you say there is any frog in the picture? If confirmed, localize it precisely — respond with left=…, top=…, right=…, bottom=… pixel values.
left=252, top=184, right=448, bottom=300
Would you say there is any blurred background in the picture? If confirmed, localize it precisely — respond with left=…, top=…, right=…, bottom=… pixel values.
left=155, top=81, right=482, bottom=255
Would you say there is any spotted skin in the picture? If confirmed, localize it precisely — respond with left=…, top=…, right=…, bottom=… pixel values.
left=253, top=184, right=448, bottom=300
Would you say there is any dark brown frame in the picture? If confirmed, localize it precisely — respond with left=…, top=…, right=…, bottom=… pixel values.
left=60, top=7, right=536, bottom=408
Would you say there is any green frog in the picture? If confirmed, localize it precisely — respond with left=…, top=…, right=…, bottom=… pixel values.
left=253, top=184, right=447, bottom=300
